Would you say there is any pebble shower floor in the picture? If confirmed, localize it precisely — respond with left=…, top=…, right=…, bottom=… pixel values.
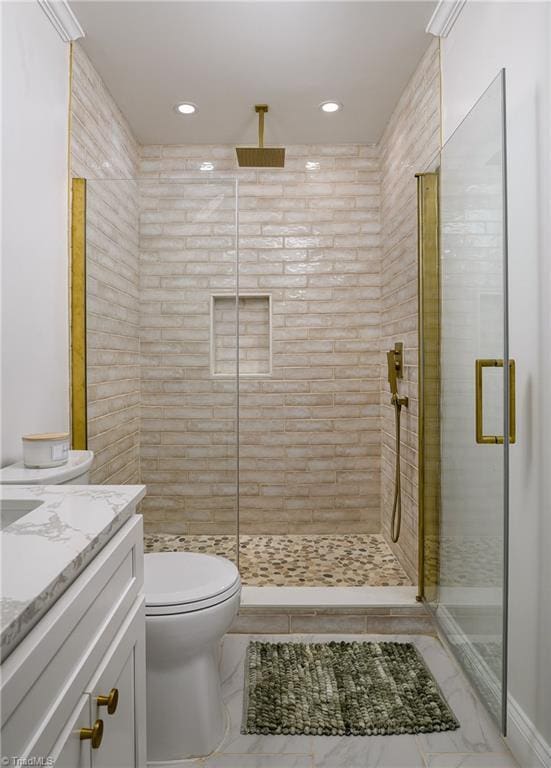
left=143, top=533, right=412, bottom=587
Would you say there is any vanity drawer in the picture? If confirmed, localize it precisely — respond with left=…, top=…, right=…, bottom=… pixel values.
left=1, top=515, right=144, bottom=759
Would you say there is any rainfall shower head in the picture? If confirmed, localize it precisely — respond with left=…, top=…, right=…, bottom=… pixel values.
left=236, top=105, right=285, bottom=168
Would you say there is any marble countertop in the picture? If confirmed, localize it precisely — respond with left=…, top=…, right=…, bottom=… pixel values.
left=0, top=484, right=146, bottom=662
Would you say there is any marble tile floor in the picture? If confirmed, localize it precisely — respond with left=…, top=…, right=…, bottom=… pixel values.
left=143, top=533, right=412, bottom=587
left=186, top=633, right=518, bottom=767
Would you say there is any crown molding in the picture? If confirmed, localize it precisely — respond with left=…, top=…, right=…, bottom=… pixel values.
left=426, top=0, right=466, bottom=37
left=37, top=0, right=84, bottom=42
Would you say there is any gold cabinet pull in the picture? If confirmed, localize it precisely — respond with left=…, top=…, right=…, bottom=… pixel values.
left=475, top=359, right=516, bottom=444
left=97, top=688, right=119, bottom=715
left=80, top=719, right=104, bottom=749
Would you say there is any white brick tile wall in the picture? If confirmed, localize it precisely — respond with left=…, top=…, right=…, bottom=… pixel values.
left=379, top=39, right=441, bottom=580
left=138, top=146, right=382, bottom=534
left=71, top=43, right=140, bottom=484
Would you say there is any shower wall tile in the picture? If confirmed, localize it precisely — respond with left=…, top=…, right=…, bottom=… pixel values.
left=138, top=145, right=383, bottom=534
left=71, top=44, right=141, bottom=484
left=378, top=39, right=441, bottom=580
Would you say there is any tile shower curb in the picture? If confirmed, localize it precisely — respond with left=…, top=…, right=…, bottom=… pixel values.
left=232, top=586, right=435, bottom=634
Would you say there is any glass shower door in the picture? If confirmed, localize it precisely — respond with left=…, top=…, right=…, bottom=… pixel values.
left=437, top=71, right=510, bottom=731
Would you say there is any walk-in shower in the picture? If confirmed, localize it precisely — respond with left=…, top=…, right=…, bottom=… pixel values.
left=72, top=163, right=415, bottom=591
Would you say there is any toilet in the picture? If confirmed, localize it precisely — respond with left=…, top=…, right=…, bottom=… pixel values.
left=0, top=450, right=239, bottom=761
left=0, top=450, right=94, bottom=485
left=144, top=551, right=241, bottom=763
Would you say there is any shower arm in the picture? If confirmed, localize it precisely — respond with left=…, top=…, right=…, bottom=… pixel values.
left=256, top=105, right=268, bottom=149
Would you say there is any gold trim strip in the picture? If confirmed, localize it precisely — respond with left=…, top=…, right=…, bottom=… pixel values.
left=71, top=177, right=87, bottom=450
left=475, top=359, right=516, bottom=444
left=416, top=172, right=440, bottom=603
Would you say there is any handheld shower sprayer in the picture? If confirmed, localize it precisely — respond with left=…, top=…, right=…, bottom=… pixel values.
left=386, top=343, right=408, bottom=406
left=387, top=343, right=408, bottom=543
left=387, top=350, right=398, bottom=396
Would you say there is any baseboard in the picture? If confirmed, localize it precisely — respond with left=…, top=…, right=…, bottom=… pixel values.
left=506, top=693, right=551, bottom=768
left=433, top=604, right=551, bottom=768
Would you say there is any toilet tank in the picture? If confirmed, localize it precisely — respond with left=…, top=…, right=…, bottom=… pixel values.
left=0, top=450, right=94, bottom=485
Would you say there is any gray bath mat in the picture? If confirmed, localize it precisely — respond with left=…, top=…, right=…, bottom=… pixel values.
left=242, top=640, right=460, bottom=736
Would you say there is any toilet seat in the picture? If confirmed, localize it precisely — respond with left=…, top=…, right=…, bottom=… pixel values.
left=144, top=552, right=241, bottom=616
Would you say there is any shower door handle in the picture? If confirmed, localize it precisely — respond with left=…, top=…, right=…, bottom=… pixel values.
left=475, top=359, right=516, bottom=444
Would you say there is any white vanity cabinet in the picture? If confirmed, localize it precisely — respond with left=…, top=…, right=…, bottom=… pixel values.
left=1, top=513, right=147, bottom=768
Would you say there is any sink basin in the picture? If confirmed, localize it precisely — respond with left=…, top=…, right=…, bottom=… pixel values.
left=0, top=499, right=43, bottom=530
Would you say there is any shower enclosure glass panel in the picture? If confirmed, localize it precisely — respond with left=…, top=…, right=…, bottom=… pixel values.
left=85, top=178, right=239, bottom=563
left=437, top=71, right=509, bottom=730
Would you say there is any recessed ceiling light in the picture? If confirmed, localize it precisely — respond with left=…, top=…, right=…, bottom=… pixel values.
left=200, top=161, right=214, bottom=171
left=320, top=101, right=342, bottom=113
left=305, top=161, right=320, bottom=171
left=175, top=102, right=197, bottom=115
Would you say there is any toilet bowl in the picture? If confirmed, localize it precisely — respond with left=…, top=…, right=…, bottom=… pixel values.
left=144, top=551, right=241, bottom=763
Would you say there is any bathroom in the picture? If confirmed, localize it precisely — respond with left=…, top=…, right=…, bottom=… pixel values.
left=1, top=1, right=550, bottom=766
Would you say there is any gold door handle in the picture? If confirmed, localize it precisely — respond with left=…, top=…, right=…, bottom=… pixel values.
left=97, top=688, right=119, bottom=715
left=475, top=359, right=516, bottom=444
left=80, top=719, right=104, bottom=749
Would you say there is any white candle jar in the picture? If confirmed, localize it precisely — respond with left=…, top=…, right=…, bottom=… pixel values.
left=22, top=433, right=70, bottom=468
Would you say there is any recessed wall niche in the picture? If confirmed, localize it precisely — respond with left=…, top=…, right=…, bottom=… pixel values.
left=211, top=294, right=272, bottom=377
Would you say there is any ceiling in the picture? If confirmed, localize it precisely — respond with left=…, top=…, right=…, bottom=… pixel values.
left=72, top=1, right=437, bottom=145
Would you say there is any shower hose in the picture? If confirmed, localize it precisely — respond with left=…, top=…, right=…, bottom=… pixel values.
left=390, top=394, right=406, bottom=543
